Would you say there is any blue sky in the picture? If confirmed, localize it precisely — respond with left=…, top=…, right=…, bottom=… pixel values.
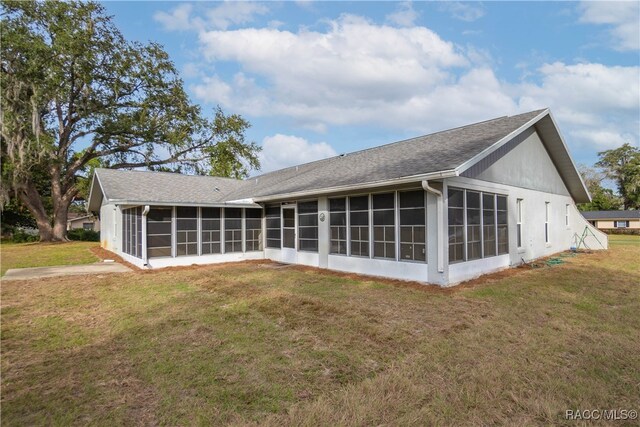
left=102, top=1, right=640, bottom=174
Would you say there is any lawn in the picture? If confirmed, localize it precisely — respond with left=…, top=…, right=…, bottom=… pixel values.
left=1, top=237, right=638, bottom=425
left=0, top=241, right=99, bottom=275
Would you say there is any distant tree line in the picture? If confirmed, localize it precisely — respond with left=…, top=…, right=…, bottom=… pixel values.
left=578, top=143, right=640, bottom=212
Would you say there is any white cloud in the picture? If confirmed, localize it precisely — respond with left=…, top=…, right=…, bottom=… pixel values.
left=258, top=134, right=337, bottom=173
left=153, top=2, right=269, bottom=32
left=153, top=4, right=194, bottom=31
left=386, top=2, right=419, bottom=27
left=440, top=2, right=485, bottom=22
left=569, top=129, right=634, bottom=151
left=206, top=1, right=269, bottom=30
left=516, top=62, right=639, bottom=125
left=516, top=61, right=639, bottom=153
left=173, top=9, right=638, bottom=159
left=194, top=14, right=474, bottom=130
left=579, top=1, right=640, bottom=51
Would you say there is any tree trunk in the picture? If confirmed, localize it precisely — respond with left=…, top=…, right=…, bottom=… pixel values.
left=49, top=165, right=71, bottom=242
left=52, top=199, right=71, bottom=241
left=16, top=182, right=54, bottom=241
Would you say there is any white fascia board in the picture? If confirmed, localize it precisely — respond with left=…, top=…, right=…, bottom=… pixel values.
left=545, top=110, right=591, bottom=202
left=87, top=173, right=107, bottom=213
left=454, top=109, right=550, bottom=176
left=110, top=200, right=262, bottom=208
left=252, top=169, right=458, bottom=202
left=223, top=198, right=256, bottom=205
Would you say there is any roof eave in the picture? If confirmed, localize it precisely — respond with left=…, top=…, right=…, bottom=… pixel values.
left=110, top=200, right=262, bottom=209
left=543, top=110, right=592, bottom=203
left=87, top=172, right=107, bottom=213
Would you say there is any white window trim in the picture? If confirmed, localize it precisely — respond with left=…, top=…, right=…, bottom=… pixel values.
left=517, top=199, right=524, bottom=252
left=544, top=202, right=551, bottom=247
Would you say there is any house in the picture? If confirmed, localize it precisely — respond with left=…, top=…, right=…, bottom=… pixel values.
left=87, top=108, right=607, bottom=286
left=581, top=210, right=640, bottom=233
left=67, top=213, right=100, bottom=231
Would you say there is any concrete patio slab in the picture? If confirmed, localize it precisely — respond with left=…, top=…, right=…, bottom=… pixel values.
left=2, top=262, right=132, bottom=281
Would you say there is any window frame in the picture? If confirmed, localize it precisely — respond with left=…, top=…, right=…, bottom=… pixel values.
left=265, top=204, right=282, bottom=249
left=122, top=206, right=142, bottom=259
left=329, top=197, right=348, bottom=255
left=201, top=207, right=222, bottom=255
left=372, top=192, right=396, bottom=260
left=398, top=189, right=427, bottom=263
left=496, top=195, right=508, bottom=255
left=516, top=199, right=523, bottom=250
left=447, top=188, right=465, bottom=263
left=348, top=194, right=370, bottom=258
left=448, top=187, right=508, bottom=264
left=615, top=220, right=629, bottom=228
left=483, top=193, right=497, bottom=258
left=224, top=207, right=243, bottom=253
left=176, top=206, right=198, bottom=257
left=244, top=208, right=263, bottom=252
left=147, top=206, right=173, bottom=259
left=466, top=190, right=482, bottom=261
left=297, top=200, right=319, bottom=253
left=545, top=202, right=550, bottom=245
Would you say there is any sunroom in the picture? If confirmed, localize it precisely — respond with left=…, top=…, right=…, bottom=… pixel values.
left=118, top=204, right=265, bottom=269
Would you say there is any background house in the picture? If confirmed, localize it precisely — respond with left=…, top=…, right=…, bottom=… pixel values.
left=88, top=109, right=606, bottom=286
left=581, top=210, right=640, bottom=233
left=67, top=213, right=100, bottom=231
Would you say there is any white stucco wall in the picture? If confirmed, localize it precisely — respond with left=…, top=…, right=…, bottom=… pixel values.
left=99, top=202, right=119, bottom=252
left=327, top=255, right=429, bottom=282
left=146, top=252, right=264, bottom=269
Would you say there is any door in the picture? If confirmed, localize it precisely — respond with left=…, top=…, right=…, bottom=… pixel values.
left=282, top=205, right=297, bottom=263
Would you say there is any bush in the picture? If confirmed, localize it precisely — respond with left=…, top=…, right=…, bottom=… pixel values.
left=601, top=228, right=640, bottom=236
left=67, top=228, right=100, bottom=242
left=11, top=227, right=40, bottom=243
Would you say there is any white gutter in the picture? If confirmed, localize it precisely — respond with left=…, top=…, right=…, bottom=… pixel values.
left=422, top=180, right=445, bottom=273
left=253, top=169, right=458, bottom=203
left=142, top=205, right=150, bottom=267
left=106, top=200, right=262, bottom=209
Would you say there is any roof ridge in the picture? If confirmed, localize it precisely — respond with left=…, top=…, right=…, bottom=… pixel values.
left=250, top=109, right=546, bottom=179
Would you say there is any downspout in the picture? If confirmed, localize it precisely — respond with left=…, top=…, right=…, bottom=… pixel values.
left=422, top=180, right=445, bottom=273
left=142, top=205, right=150, bottom=267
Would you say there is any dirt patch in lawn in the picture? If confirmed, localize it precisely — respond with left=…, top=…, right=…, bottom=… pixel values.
left=90, top=247, right=141, bottom=271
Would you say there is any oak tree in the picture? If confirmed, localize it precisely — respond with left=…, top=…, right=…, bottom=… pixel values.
left=1, top=0, right=259, bottom=241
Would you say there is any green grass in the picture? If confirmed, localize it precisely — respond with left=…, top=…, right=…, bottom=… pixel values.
left=0, top=241, right=99, bottom=275
left=607, top=234, right=640, bottom=246
left=1, top=236, right=638, bottom=425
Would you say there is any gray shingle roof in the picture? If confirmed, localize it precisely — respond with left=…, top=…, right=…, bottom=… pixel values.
left=93, top=168, right=250, bottom=206
left=228, top=109, right=546, bottom=200
left=91, top=109, right=554, bottom=208
left=581, top=210, right=640, bottom=220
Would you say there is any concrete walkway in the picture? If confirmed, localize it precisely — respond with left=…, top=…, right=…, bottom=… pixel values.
left=2, top=262, right=132, bottom=281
